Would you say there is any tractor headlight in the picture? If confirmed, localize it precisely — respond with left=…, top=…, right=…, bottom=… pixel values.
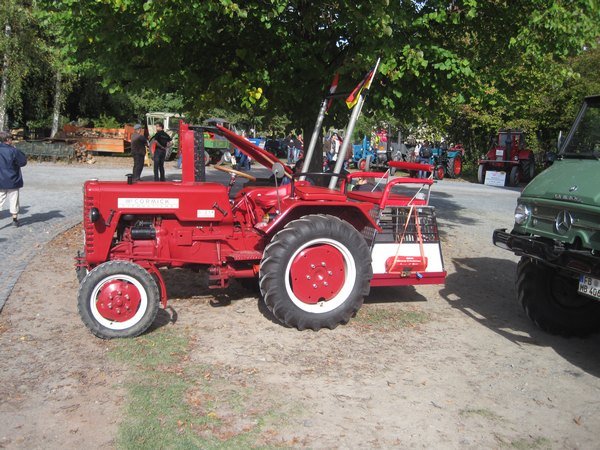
left=89, top=207, right=100, bottom=223
left=514, top=203, right=531, bottom=225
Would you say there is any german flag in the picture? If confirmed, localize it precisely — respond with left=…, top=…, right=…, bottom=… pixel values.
left=345, top=64, right=377, bottom=109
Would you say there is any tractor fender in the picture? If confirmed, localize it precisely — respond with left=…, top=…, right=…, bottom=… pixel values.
left=518, top=149, right=534, bottom=161
left=262, top=201, right=379, bottom=237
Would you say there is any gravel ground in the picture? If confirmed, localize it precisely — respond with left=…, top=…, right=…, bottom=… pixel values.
left=1, top=160, right=599, bottom=449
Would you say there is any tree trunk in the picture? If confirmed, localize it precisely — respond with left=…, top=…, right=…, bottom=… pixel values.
left=50, top=71, right=62, bottom=137
left=0, top=24, right=11, bottom=132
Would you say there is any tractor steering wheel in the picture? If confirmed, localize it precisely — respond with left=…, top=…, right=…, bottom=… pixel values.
left=213, top=164, right=257, bottom=182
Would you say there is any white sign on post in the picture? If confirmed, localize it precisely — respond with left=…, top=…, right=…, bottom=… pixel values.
left=484, top=171, right=506, bottom=187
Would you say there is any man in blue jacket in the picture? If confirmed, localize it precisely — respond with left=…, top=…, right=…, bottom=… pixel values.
left=0, top=131, right=27, bottom=227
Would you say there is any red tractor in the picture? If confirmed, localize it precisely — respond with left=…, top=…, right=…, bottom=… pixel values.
left=76, top=123, right=446, bottom=339
left=477, top=130, right=535, bottom=186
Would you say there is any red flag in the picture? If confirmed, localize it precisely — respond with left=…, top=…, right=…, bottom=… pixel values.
left=326, top=73, right=339, bottom=112
left=345, top=66, right=377, bottom=109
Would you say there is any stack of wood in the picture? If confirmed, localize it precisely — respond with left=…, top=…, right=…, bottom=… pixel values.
left=73, top=142, right=95, bottom=164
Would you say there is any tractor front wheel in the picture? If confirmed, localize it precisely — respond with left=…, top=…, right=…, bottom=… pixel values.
left=365, top=155, right=373, bottom=172
left=434, top=165, right=445, bottom=180
left=77, top=261, right=160, bottom=339
left=357, top=158, right=366, bottom=171
left=259, top=214, right=372, bottom=330
left=517, top=258, right=600, bottom=337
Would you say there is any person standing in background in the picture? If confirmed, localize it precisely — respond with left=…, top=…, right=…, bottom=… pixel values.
left=150, top=122, right=172, bottom=181
left=131, top=124, right=148, bottom=181
left=0, top=131, right=27, bottom=227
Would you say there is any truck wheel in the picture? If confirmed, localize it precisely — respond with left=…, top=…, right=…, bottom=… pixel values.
left=259, top=214, right=372, bottom=330
left=477, top=164, right=486, bottom=184
left=521, top=155, right=535, bottom=181
left=447, top=155, right=462, bottom=178
left=517, top=258, right=600, bottom=337
left=508, top=166, right=520, bottom=186
left=77, top=261, right=160, bottom=339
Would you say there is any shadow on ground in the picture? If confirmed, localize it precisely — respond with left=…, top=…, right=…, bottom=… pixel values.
left=441, top=256, right=600, bottom=377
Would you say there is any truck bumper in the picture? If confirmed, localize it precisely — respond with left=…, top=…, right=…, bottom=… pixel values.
left=493, top=228, right=600, bottom=277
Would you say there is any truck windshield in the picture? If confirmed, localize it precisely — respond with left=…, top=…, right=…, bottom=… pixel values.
left=562, top=100, right=600, bottom=158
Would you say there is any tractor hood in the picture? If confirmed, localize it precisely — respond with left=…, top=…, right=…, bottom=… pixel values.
left=217, top=125, right=293, bottom=175
left=521, top=158, right=600, bottom=206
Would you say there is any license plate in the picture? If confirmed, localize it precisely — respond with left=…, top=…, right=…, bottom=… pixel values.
left=578, top=275, right=600, bottom=300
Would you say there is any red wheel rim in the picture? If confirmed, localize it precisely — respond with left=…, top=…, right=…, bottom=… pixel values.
left=289, top=244, right=345, bottom=304
left=453, top=157, right=462, bottom=176
left=436, top=166, right=444, bottom=180
left=95, top=279, right=142, bottom=322
left=358, top=159, right=366, bottom=171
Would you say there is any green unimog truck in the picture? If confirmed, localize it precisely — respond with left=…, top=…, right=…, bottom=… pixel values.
left=493, top=95, right=600, bottom=337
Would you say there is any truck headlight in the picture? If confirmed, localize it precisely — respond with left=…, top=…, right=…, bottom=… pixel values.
left=514, top=204, right=530, bottom=225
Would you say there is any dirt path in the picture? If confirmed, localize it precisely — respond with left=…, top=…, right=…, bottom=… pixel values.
left=1, top=215, right=600, bottom=447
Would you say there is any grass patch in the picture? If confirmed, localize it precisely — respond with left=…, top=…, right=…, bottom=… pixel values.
left=493, top=435, right=553, bottom=450
left=352, top=306, right=430, bottom=331
left=459, top=408, right=503, bottom=422
left=109, top=327, right=284, bottom=449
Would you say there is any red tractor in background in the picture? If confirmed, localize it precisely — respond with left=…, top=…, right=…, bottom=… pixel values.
left=477, top=130, right=535, bottom=186
left=75, top=122, right=446, bottom=339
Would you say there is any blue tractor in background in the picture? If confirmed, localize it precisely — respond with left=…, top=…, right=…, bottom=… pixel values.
left=430, top=143, right=464, bottom=179
left=351, top=131, right=410, bottom=174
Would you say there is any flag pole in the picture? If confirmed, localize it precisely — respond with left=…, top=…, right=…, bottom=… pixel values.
left=327, top=96, right=366, bottom=189
left=328, top=58, right=380, bottom=190
left=301, top=75, right=338, bottom=179
left=300, top=98, right=328, bottom=179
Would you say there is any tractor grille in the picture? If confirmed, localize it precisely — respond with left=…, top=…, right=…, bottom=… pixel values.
left=362, top=206, right=440, bottom=248
left=84, top=191, right=95, bottom=255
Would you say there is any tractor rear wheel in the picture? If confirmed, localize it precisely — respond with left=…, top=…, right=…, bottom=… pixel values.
left=77, top=261, right=160, bottom=339
left=508, top=166, right=520, bottom=186
left=517, top=258, right=600, bottom=337
left=446, top=155, right=462, bottom=178
left=477, top=164, right=486, bottom=184
left=259, top=214, right=372, bottom=330
left=521, top=155, right=535, bottom=181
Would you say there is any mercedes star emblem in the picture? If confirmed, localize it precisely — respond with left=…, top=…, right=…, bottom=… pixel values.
left=555, top=210, right=573, bottom=234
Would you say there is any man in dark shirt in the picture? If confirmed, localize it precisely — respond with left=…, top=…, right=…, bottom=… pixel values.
left=0, top=131, right=27, bottom=226
left=150, top=122, right=172, bottom=182
left=131, top=124, right=148, bottom=181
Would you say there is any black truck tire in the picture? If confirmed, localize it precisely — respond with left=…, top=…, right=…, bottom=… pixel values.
left=516, top=257, right=600, bottom=337
left=259, top=214, right=372, bottom=331
left=77, top=261, right=160, bottom=339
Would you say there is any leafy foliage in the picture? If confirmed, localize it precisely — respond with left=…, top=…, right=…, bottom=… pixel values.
left=2, top=0, right=599, bottom=165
